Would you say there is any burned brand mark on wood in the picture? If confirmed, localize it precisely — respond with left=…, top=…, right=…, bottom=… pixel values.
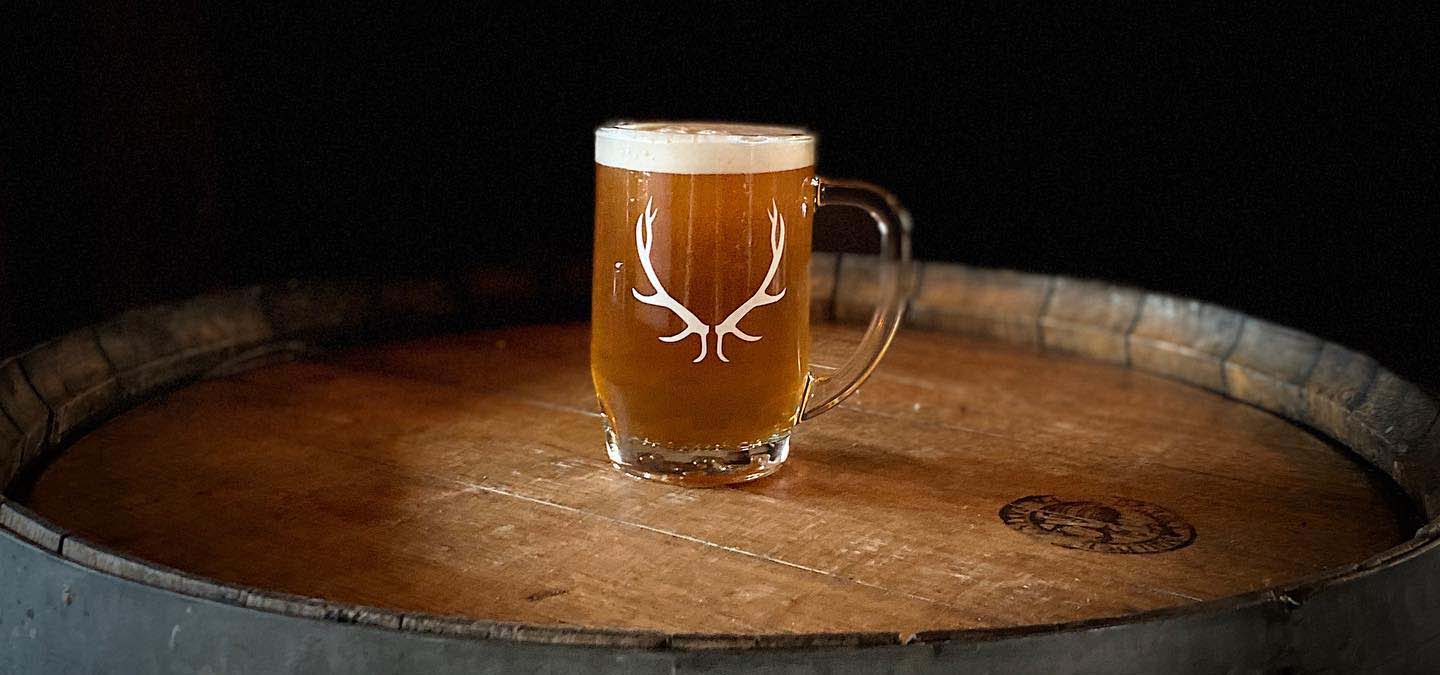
left=999, top=495, right=1197, bottom=554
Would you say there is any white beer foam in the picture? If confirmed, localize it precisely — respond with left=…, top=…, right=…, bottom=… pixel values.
left=595, top=122, right=815, bottom=174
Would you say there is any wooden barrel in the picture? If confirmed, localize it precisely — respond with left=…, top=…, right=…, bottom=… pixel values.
left=2, top=255, right=1437, bottom=673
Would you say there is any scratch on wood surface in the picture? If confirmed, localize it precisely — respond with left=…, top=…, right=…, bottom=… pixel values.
left=514, top=398, right=602, bottom=418
left=524, top=588, right=570, bottom=602
left=847, top=393, right=1351, bottom=501
left=1149, top=587, right=1203, bottom=602
left=865, top=372, right=944, bottom=391
left=841, top=402, right=1021, bottom=443
left=455, top=480, right=983, bottom=617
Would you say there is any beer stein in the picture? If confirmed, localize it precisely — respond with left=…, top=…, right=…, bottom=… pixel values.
left=592, top=122, right=912, bottom=485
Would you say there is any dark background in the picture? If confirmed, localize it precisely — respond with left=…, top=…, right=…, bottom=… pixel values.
left=4, top=6, right=1437, bottom=384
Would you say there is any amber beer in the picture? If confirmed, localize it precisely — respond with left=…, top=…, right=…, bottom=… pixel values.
left=593, top=122, right=910, bottom=485
left=593, top=123, right=813, bottom=479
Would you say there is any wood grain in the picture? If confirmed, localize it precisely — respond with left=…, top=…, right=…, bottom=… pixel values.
left=23, top=323, right=1413, bottom=635
left=19, top=328, right=120, bottom=446
left=1222, top=318, right=1322, bottom=421
left=94, top=287, right=274, bottom=400
left=263, top=279, right=382, bottom=341
left=909, top=265, right=1052, bottom=348
left=1038, top=277, right=1143, bottom=365
left=1127, top=295, right=1245, bottom=393
left=0, top=360, right=45, bottom=487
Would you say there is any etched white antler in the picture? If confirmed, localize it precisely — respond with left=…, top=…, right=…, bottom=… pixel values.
left=713, top=200, right=787, bottom=362
left=632, top=198, right=710, bottom=363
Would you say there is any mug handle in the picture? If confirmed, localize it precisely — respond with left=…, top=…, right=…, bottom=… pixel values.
left=801, top=178, right=915, bottom=421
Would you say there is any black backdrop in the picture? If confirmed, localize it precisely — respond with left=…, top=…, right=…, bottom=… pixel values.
left=4, top=6, right=1437, bottom=384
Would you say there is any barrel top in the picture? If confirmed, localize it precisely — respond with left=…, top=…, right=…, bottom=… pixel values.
left=19, top=322, right=1413, bottom=635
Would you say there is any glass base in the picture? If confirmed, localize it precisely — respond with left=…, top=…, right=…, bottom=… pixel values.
left=605, top=424, right=790, bottom=487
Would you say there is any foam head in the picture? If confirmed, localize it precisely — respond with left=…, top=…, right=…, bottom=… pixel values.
left=594, top=122, right=816, bottom=175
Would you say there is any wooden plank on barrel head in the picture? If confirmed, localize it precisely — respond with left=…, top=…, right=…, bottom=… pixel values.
left=1038, top=278, right=1143, bottom=364
left=95, top=287, right=275, bottom=400
left=263, top=279, right=381, bottom=341
left=0, top=501, right=68, bottom=551
left=0, top=357, right=48, bottom=488
left=1222, top=318, right=1323, bottom=421
left=19, top=329, right=121, bottom=445
left=809, top=251, right=839, bottom=322
left=1127, top=294, right=1244, bottom=393
left=907, top=264, right=1051, bottom=348
left=61, top=536, right=244, bottom=604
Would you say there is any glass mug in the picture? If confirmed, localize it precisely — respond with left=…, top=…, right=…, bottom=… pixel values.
left=592, top=122, right=912, bottom=486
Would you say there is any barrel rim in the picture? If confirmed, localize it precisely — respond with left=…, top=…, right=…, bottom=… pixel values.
left=3, top=257, right=1437, bottom=652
